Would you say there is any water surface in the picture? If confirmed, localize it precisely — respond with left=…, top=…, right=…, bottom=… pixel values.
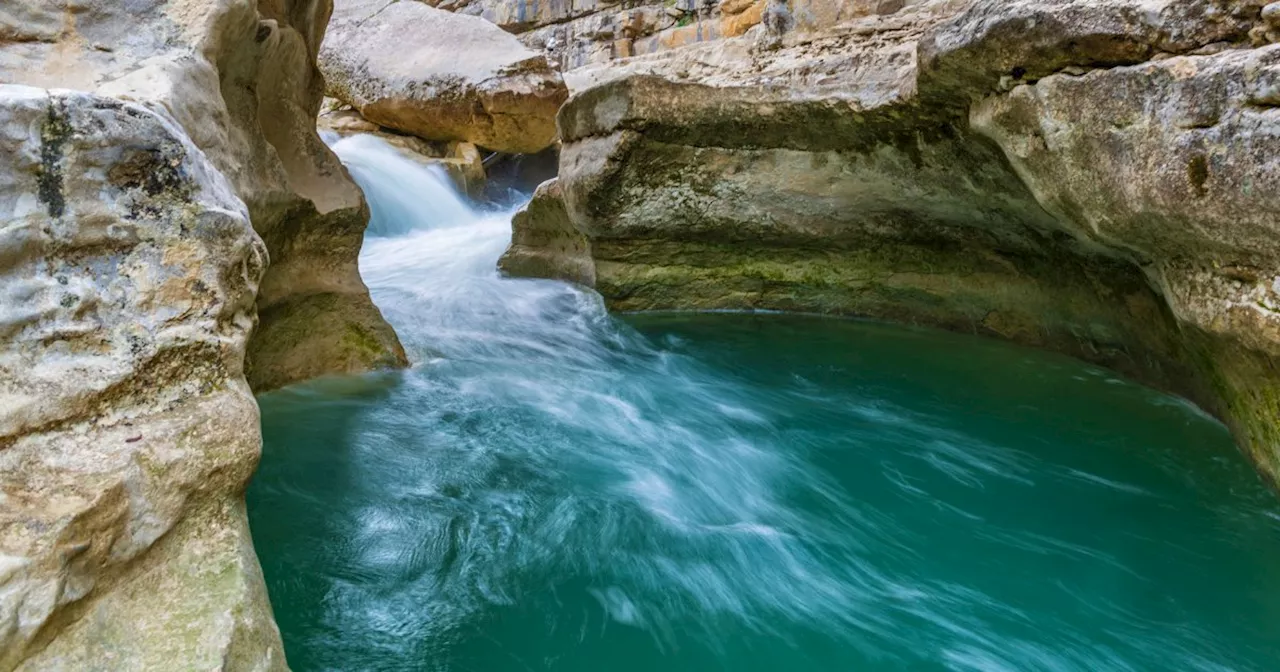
left=248, top=136, right=1280, bottom=671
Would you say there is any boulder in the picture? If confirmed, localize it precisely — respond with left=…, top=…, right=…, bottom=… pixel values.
left=321, top=0, right=569, bottom=153
left=499, top=179, right=596, bottom=285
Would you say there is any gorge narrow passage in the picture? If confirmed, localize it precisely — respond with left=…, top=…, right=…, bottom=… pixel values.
left=247, top=136, right=1280, bottom=671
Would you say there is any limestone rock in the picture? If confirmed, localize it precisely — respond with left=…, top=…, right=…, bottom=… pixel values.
left=0, top=0, right=407, bottom=392
left=0, top=86, right=283, bottom=671
left=321, top=0, right=569, bottom=153
left=920, top=0, right=1267, bottom=97
left=972, top=45, right=1280, bottom=477
left=503, top=0, right=1280, bottom=487
left=499, top=179, right=596, bottom=285
left=430, top=0, right=929, bottom=73
left=0, top=0, right=414, bottom=668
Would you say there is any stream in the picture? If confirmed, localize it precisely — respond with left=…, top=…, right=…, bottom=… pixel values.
left=247, top=135, right=1280, bottom=671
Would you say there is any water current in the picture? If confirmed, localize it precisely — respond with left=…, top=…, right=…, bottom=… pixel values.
left=248, top=135, right=1280, bottom=671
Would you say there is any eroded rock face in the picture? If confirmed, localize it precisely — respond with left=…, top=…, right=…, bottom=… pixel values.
left=504, top=0, right=1280, bottom=486
left=0, top=0, right=407, bottom=392
left=0, top=87, right=283, bottom=671
left=0, top=0, right=411, bottom=668
left=972, top=44, right=1280, bottom=480
left=498, top=179, right=595, bottom=285
left=431, top=0, right=931, bottom=74
left=321, top=0, right=568, bottom=153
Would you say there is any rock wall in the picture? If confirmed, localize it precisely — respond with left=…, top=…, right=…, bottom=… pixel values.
left=502, top=0, right=1280, bottom=487
left=1, top=0, right=407, bottom=393
left=0, top=0, right=409, bottom=668
left=0, top=86, right=284, bottom=671
left=968, top=30, right=1280, bottom=481
left=433, top=0, right=930, bottom=73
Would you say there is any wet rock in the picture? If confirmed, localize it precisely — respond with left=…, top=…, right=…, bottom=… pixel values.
left=499, top=179, right=596, bottom=286
left=318, top=106, right=490, bottom=196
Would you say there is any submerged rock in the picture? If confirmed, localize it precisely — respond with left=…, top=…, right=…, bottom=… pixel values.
left=321, top=0, right=569, bottom=153
left=503, top=0, right=1280, bottom=487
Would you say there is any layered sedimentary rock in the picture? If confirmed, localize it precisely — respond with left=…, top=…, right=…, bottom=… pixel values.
left=431, top=0, right=923, bottom=73
left=321, top=0, right=569, bottom=153
left=502, top=0, right=1280, bottom=485
left=0, top=0, right=408, bottom=668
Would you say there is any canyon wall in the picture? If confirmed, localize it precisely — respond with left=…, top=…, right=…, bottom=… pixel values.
left=501, top=0, right=1280, bottom=486
left=4, top=0, right=1279, bottom=668
left=0, top=0, right=408, bottom=668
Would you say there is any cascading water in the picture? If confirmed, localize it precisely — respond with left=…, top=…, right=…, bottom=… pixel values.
left=248, top=135, right=1280, bottom=672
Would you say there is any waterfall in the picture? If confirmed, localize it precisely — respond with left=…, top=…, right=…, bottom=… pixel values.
left=321, top=133, right=894, bottom=650
left=333, top=134, right=477, bottom=237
